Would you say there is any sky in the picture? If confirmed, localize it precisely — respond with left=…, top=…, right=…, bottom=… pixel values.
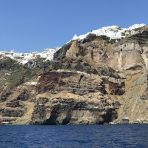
left=0, top=0, right=147, bottom=52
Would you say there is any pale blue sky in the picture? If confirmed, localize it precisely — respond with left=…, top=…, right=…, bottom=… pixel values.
left=0, top=0, right=147, bottom=52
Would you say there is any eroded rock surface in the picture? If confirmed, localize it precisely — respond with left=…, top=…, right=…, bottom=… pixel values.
left=0, top=25, right=148, bottom=124
left=31, top=71, right=120, bottom=124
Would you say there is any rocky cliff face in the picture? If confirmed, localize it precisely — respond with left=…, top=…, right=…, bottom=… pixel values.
left=0, top=25, right=148, bottom=125
left=32, top=71, right=120, bottom=124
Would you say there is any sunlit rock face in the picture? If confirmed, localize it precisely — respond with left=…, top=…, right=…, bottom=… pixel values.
left=55, top=28, right=148, bottom=71
left=0, top=24, right=148, bottom=125
left=31, top=71, right=120, bottom=125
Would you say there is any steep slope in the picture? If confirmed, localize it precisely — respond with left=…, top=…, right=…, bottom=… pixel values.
left=0, top=24, right=148, bottom=124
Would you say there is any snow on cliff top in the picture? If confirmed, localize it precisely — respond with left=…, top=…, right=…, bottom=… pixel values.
left=72, top=24, right=146, bottom=40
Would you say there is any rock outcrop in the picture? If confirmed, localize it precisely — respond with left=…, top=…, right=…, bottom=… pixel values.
left=0, top=25, right=148, bottom=125
left=31, top=71, right=120, bottom=124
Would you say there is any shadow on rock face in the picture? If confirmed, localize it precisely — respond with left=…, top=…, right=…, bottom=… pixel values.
left=43, top=108, right=72, bottom=125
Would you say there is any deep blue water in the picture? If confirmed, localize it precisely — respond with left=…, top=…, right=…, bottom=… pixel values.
left=0, top=125, right=148, bottom=148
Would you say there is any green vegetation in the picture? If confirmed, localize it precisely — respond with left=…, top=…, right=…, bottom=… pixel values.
left=0, top=57, right=54, bottom=89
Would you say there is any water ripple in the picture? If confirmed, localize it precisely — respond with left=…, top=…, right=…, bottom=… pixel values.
left=0, top=124, right=148, bottom=148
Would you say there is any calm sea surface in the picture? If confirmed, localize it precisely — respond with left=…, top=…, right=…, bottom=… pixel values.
left=0, top=125, right=148, bottom=148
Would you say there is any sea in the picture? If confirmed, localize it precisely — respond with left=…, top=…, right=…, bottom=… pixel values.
left=0, top=124, right=148, bottom=148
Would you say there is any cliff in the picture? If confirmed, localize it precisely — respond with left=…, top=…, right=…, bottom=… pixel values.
left=0, top=24, right=148, bottom=125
